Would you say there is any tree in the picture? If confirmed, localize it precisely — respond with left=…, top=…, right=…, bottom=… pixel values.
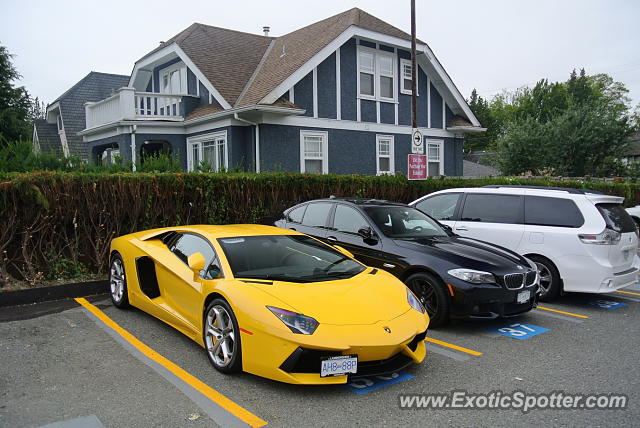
left=468, top=69, right=638, bottom=176
left=0, top=44, right=33, bottom=144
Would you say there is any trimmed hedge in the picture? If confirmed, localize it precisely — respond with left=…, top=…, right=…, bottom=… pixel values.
left=1, top=171, right=640, bottom=283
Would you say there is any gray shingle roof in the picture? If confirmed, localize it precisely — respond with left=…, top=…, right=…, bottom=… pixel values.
left=463, top=160, right=501, bottom=177
left=54, top=72, right=130, bottom=158
left=139, top=8, right=419, bottom=107
left=33, top=119, right=62, bottom=156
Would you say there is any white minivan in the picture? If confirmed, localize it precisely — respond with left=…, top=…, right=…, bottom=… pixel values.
left=410, top=185, right=640, bottom=301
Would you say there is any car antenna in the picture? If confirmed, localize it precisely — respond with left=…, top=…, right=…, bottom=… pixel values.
left=329, top=195, right=336, bottom=199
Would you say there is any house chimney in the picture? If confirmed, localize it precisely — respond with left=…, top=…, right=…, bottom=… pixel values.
left=263, top=26, right=270, bottom=36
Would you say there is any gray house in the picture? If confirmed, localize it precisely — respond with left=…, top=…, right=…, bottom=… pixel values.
left=79, top=7, right=483, bottom=175
left=33, top=72, right=130, bottom=158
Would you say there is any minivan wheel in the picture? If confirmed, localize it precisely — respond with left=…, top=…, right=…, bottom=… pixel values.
left=528, top=255, right=561, bottom=302
left=405, top=272, right=449, bottom=327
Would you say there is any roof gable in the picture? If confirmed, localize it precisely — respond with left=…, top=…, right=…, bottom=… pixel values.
left=236, top=8, right=419, bottom=107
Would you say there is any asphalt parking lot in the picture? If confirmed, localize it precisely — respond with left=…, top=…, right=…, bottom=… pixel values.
left=2, top=284, right=640, bottom=428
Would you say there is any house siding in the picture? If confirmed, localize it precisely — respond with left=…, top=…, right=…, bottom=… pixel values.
left=380, top=102, right=394, bottom=124
left=339, top=38, right=357, bottom=121
left=430, top=82, right=444, bottom=129
left=294, top=71, right=314, bottom=117
left=187, top=69, right=197, bottom=96
left=258, top=124, right=461, bottom=176
left=397, top=49, right=411, bottom=126
left=316, top=53, right=337, bottom=119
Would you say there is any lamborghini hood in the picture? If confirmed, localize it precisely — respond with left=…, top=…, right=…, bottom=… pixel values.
left=247, top=271, right=410, bottom=325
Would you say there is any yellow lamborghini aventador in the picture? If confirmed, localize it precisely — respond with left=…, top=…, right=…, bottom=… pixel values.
left=108, top=225, right=429, bottom=384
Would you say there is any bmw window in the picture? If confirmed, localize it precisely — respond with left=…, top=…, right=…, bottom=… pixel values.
left=364, top=206, right=448, bottom=238
left=301, top=203, right=332, bottom=228
left=333, top=205, right=370, bottom=234
left=287, top=204, right=307, bottom=224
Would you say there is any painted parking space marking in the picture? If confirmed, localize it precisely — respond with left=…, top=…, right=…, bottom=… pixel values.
left=533, top=308, right=584, bottom=324
left=74, top=298, right=267, bottom=428
left=589, top=299, right=627, bottom=310
left=425, top=337, right=483, bottom=356
left=493, top=322, right=549, bottom=340
left=344, top=372, right=414, bottom=395
left=616, top=289, right=640, bottom=297
left=425, top=342, right=471, bottom=361
left=537, top=306, right=589, bottom=319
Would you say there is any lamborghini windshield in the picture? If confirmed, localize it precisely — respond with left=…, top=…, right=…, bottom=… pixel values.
left=217, top=235, right=365, bottom=282
left=364, top=206, right=449, bottom=239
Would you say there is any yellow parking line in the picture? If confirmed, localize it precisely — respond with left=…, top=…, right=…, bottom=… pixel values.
left=616, top=290, right=640, bottom=297
left=537, top=306, right=589, bottom=319
left=74, top=298, right=267, bottom=428
left=425, top=337, right=483, bottom=356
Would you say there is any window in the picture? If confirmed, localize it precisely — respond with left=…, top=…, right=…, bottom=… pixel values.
left=160, top=63, right=186, bottom=94
left=364, top=206, right=448, bottom=238
left=596, top=203, right=637, bottom=233
left=415, top=193, right=462, bottom=221
left=376, top=135, right=394, bottom=175
left=170, top=233, right=221, bottom=279
left=300, top=131, right=328, bottom=174
left=301, top=202, right=333, bottom=228
left=525, top=196, right=585, bottom=228
left=400, top=59, right=417, bottom=95
left=461, top=194, right=523, bottom=224
left=333, top=205, right=370, bottom=234
left=359, top=51, right=375, bottom=97
left=287, top=205, right=307, bottom=224
left=187, top=131, right=228, bottom=172
left=357, top=46, right=396, bottom=101
left=56, top=115, right=63, bottom=132
left=426, top=140, right=444, bottom=176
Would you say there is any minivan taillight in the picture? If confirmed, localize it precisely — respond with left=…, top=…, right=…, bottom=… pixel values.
left=579, top=228, right=621, bottom=245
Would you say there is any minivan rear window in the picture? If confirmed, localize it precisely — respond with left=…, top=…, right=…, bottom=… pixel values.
left=596, top=203, right=637, bottom=233
left=525, top=196, right=584, bottom=228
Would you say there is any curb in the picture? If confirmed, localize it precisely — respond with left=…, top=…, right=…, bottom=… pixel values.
left=0, top=280, right=109, bottom=308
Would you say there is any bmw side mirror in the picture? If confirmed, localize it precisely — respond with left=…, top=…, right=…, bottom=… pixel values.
left=358, top=227, right=377, bottom=243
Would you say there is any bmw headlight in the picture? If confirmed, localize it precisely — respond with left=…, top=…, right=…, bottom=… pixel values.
left=267, top=306, right=319, bottom=334
left=447, top=268, right=495, bottom=284
left=407, top=288, right=425, bottom=313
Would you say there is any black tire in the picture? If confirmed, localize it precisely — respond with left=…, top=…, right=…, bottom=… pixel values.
left=405, top=272, right=450, bottom=327
left=203, top=298, right=242, bottom=374
left=528, top=255, right=561, bottom=302
left=109, top=253, right=130, bottom=308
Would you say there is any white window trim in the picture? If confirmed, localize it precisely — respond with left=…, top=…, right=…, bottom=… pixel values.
left=426, top=138, right=444, bottom=176
left=186, top=130, right=228, bottom=172
left=400, top=58, right=418, bottom=96
left=376, top=134, right=395, bottom=176
left=159, top=62, right=187, bottom=95
left=356, top=45, right=397, bottom=103
left=300, top=130, right=329, bottom=174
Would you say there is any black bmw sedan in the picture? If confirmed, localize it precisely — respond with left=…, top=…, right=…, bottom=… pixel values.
left=272, top=198, right=540, bottom=326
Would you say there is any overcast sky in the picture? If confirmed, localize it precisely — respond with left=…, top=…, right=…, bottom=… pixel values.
left=1, top=0, right=639, bottom=108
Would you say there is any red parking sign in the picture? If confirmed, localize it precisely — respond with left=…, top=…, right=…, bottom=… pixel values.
left=407, top=154, right=428, bottom=180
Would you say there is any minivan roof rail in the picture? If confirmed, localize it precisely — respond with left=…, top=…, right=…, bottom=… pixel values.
left=481, top=185, right=603, bottom=195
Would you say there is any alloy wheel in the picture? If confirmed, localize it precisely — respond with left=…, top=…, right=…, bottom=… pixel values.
left=204, top=305, right=236, bottom=368
left=110, top=258, right=125, bottom=303
left=410, top=278, right=439, bottom=317
left=535, top=262, right=552, bottom=296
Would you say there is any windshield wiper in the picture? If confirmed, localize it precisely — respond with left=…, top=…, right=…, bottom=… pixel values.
left=237, top=274, right=312, bottom=283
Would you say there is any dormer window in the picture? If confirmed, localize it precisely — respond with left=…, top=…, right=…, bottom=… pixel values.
left=160, top=63, right=187, bottom=94
left=57, top=115, right=63, bottom=132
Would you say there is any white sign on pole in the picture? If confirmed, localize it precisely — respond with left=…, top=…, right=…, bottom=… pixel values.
left=411, top=128, right=423, bottom=154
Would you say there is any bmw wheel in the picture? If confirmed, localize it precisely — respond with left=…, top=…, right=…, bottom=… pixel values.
left=109, top=253, right=130, bottom=308
left=203, top=299, right=242, bottom=373
left=529, top=255, right=561, bottom=302
left=405, top=272, right=449, bottom=327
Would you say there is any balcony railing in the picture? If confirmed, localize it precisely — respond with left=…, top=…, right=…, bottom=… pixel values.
left=85, top=87, right=187, bottom=130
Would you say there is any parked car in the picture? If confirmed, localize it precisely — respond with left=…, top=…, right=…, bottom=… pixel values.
left=109, top=225, right=429, bottom=384
left=626, top=205, right=640, bottom=230
left=272, top=198, right=540, bottom=326
left=410, top=185, right=640, bottom=302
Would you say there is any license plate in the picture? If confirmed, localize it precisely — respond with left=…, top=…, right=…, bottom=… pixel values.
left=517, top=290, right=531, bottom=304
left=320, top=355, right=358, bottom=377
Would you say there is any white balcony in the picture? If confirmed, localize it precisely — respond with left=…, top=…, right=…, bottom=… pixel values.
left=85, top=87, right=188, bottom=129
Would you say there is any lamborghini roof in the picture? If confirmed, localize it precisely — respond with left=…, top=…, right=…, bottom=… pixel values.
left=136, top=224, right=300, bottom=242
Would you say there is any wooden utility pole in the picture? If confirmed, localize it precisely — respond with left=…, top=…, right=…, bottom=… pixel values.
left=410, top=0, right=417, bottom=129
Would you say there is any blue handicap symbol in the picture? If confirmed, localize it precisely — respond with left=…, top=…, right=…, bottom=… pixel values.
left=492, top=322, right=549, bottom=340
left=589, top=299, right=627, bottom=310
left=343, top=372, right=414, bottom=395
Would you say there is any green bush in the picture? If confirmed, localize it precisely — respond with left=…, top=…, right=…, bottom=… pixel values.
left=1, top=171, right=640, bottom=283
